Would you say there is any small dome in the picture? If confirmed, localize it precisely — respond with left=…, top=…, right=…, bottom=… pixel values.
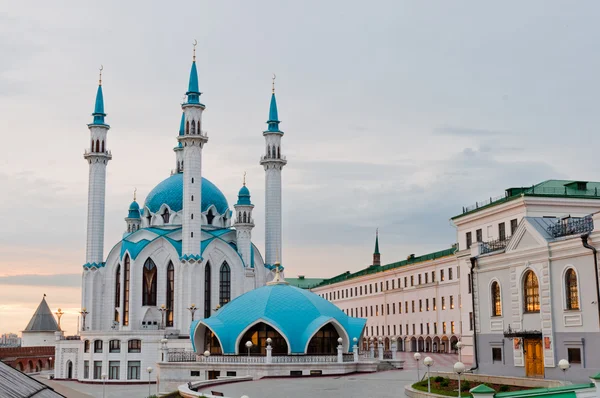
left=127, top=200, right=141, bottom=219
left=129, top=201, right=140, bottom=211
left=144, top=173, right=229, bottom=215
left=237, top=185, right=251, bottom=205
left=191, top=283, right=365, bottom=354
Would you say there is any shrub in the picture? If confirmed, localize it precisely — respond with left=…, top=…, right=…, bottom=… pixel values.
left=461, top=380, right=471, bottom=390
left=440, top=379, right=449, bottom=387
left=499, top=385, right=510, bottom=392
left=435, top=376, right=445, bottom=382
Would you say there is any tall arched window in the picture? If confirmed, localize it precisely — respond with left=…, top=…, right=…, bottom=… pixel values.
left=95, top=139, right=100, bottom=152
left=114, top=264, right=121, bottom=323
left=166, top=262, right=174, bottom=326
left=162, top=208, right=170, bottom=224
left=186, top=120, right=189, bottom=134
left=101, top=140, right=105, bottom=152
left=491, top=281, right=501, bottom=316
left=191, top=119, right=196, bottom=134
left=565, top=268, right=579, bottom=310
left=523, top=270, right=540, bottom=313
left=238, top=322, right=288, bottom=355
left=243, top=212, right=247, bottom=223
left=123, top=255, right=130, bottom=326
left=204, top=262, right=211, bottom=318
left=219, top=262, right=231, bottom=306
left=142, top=258, right=157, bottom=306
left=197, top=121, right=201, bottom=134
left=277, top=147, right=280, bottom=159
left=307, top=323, right=340, bottom=354
left=206, top=210, right=215, bottom=225
left=267, top=145, right=271, bottom=158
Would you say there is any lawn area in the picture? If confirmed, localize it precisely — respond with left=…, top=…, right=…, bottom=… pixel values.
left=412, top=377, right=534, bottom=397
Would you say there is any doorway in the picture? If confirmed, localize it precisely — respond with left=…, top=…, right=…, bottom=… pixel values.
left=524, top=338, right=544, bottom=377
left=66, top=361, right=73, bottom=379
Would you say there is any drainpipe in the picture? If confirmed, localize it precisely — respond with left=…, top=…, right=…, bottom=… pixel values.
left=581, top=234, right=600, bottom=329
left=469, top=257, right=479, bottom=371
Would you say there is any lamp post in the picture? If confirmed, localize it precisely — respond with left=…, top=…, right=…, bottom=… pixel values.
left=558, top=359, right=570, bottom=384
left=101, top=373, right=107, bottom=398
left=79, top=308, right=89, bottom=331
left=245, top=341, right=253, bottom=376
left=414, top=352, right=422, bottom=381
left=456, top=341, right=463, bottom=362
left=424, top=357, right=434, bottom=393
left=187, top=304, right=197, bottom=322
left=454, top=361, right=466, bottom=398
left=48, top=357, right=53, bottom=371
left=158, top=304, right=167, bottom=329
left=55, top=308, right=64, bottom=331
left=147, top=367, right=153, bottom=398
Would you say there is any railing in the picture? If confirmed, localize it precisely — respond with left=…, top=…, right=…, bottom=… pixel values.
left=168, top=352, right=356, bottom=364
left=547, top=216, right=593, bottom=238
left=463, top=194, right=507, bottom=214
left=167, top=350, right=198, bottom=362
left=480, top=236, right=511, bottom=255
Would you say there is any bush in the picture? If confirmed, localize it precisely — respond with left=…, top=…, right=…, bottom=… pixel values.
left=499, top=385, right=510, bottom=392
left=435, top=376, right=445, bottom=383
left=440, top=379, right=449, bottom=387
left=461, top=380, right=471, bottom=390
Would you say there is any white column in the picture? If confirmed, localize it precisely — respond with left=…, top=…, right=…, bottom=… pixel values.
left=391, top=338, right=397, bottom=360
left=353, top=343, right=359, bottom=363
left=337, top=341, right=343, bottom=363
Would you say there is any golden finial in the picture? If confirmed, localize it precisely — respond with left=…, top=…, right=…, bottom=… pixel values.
left=243, top=171, right=247, bottom=186
left=133, top=188, right=137, bottom=201
left=272, top=73, right=276, bottom=94
left=193, top=39, right=197, bottom=62
left=99, top=65, right=103, bottom=86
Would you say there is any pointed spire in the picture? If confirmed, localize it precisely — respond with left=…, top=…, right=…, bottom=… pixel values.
left=374, top=229, right=380, bottom=255
left=185, top=40, right=202, bottom=105
left=179, top=112, right=185, bottom=136
left=265, top=76, right=282, bottom=133
left=91, top=66, right=107, bottom=125
left=23, top=296, right=59, bottom=332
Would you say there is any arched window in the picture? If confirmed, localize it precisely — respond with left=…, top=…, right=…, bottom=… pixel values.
left=219, top=262, right=231, bottom=306
left=238, top=322, right=288, bottom=355
left=243, top=211, right=247, bottom=223
left=277, top=146, right=280, bottom=159
left=523, top=270, right=540, bottom=313
left=204, top=262, right=211, bottom=318
left=127, top=224, right=131, bottom=233
left=491, top=281, right=501, bottom=316
left=114, top=264, right=121, bottom=323
left=204, top=329, right=222, bottom=355
left=162, top=208, right=170, bottom=224
left=95, top=139, right=100, bottom=152
left=267, top=145, right=271, bottom=158
left=197, top=120, right=201, bottom=134
left=206, top=209, right=215, bottom=225
left=146, top=212, right=151, bottom=227
left=101, top=140, right=105, bottom=152
left=166, top=262, right=174, bottom=326
left=271, top=146, right=275, bottom=158
left=142, top=258, right=157, bottom=306
left=565, top=268, right=579, bottom=310
left=84, top=340, right=90, bottom=353
left=186, top=120, right=189, bottom=134
left=191, top=119, right=196, bottom=134
left=238, top=212, right=242, bottom=222
left=307, top=323, right=340, bottom=354
left=123, top=255, right=130, bottom=326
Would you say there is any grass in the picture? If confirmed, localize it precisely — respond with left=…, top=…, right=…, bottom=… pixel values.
left=412, top=378, right=534, bottom=397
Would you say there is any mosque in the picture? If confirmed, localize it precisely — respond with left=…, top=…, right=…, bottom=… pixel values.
left=53, top=48, right=367, bottom=384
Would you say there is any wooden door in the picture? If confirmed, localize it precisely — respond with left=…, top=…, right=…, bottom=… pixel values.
left=524, top=339, right=544, bottom=377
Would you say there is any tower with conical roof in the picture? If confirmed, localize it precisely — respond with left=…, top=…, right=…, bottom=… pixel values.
left=178, top=43, right=208, bottom=262
left=124, top=190, right=141, bottom=234
left=373, top=229, right=381, bottom=266
left=22, top=295, right=59, bottom=347
left=260, top=76, right=287, bottom=267
left=234, top=174, right=255, bottom=267
left=84, top=67, right=112, bottom=268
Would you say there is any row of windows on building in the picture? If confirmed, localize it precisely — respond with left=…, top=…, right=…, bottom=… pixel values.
left=83, top=339, right=141, bottom=354
left=320, top=267, right=460, bottom=301
left=465, top=218, right=518, bottom=250
left=363, top=320, right=461, bottom=337
left=340, top=295, right=459, bottom=319
left=114, top=256, right=232, bottom=327
left=489, top=268, right=579, bottom=316
left=489, top=346, right=582, bottom=365
left=83, top=360, right=142, bottom=380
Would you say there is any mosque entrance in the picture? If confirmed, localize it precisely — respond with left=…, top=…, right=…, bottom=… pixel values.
left=307, top=323, right=341, bottom=354
left=66, top=361, right=73, bottom=379
left=238, top=322, right=288, bottom=355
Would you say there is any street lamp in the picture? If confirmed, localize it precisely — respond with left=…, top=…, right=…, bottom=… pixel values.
left=454, top=362, right=466, bottom=398
left=414, top=352, right=422, bottom=381
left=424, top=357, right=434, bottom=393
left=101, top=373, right=107, bottom=398
left=48, top=357, right=53, bottom=370
left=245, top=341, right=253, bottom=376
left=158, top=304, right=167, bottom=329
left=147, top=367, right=153, bottom=398
left=456, top=341, right=463, bottom=362
left=79, top=308, right=89, bottom=331
left=55, top=309, right=64, bottom=331
left=558, top=359, right=570, bottom=383
left=187, top=304, right=197, bottom=322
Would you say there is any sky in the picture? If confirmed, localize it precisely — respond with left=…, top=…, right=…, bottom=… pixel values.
left=1, top=0, right=600, bottom=335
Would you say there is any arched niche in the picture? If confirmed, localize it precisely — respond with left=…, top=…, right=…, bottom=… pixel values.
left=306, top=323, right=340, bottom=354
left=237, top=322, right=288, bottom=355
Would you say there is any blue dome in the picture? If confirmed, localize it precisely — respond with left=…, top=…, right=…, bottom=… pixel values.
left=237, top=185, right=251, bottom=205
left=129, top=201, right=140, bottom=211
left=191, top=283, right=366, bottom=354
left=144, top=173, right=229, bottom=214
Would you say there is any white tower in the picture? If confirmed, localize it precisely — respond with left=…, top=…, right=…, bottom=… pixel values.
left=174, top=112, right=184, bottom=174
left=84, top=69, right=111, bottom=267
left=260, top=77, right=287, bottom=266
left=178, top=47, right=208, bottom=262
left=124, top=190, right=141, bottom=235
left=234, top=175, right=255, bottom=267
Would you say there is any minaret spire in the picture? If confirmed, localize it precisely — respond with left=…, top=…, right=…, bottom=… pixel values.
left=373, top=229, right=381, bottom=266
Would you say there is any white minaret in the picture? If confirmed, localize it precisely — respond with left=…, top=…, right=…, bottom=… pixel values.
left=174, top=112, right=184, bottom=174
left=234, top=174, right=255, bottom=267
left=84, top=68, right=112, bottom=267
left=178, top=46, right=208, bottom=262
left=260, top=76, right=287, bottom=266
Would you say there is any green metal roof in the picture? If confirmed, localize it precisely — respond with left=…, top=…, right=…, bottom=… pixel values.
left=453, top=180, right=600, bottom=220
left=312, top=247, right=457, bottom=289
left=470, top=384, right=496, bottom=394
left=286, top=277, right=325, bottom=289
left=494, top=383, right=592, bottom=398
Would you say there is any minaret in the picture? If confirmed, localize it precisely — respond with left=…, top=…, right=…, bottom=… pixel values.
left=174, top=112, right=185, bottom=174
left=373, top=229, right=381, bottom=266
left=234, top=174, right=255, bottom=267
left=260, top=76, right=287, bottom=266
left=124, top=190, right=141, bottom=235
left=178, top=43, right=208, bottom=262
left=84, top=67, right=112, bottom=267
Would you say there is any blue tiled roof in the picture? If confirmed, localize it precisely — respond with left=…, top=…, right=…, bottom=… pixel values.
left=192, top=284, right=366, bottom=354
left=128, top=200, right=141, bottom=219
left=265, top=93, right=283, bottom=134
left=144, top=173, right=229, bottom=214
left=185, top=61, right=203, bottom=105
left=90, top=85, right=108, bottom=126
left=236, top=185, right=251, bottom=205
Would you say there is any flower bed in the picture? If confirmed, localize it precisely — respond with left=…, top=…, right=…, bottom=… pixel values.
left=412, top=377, right=534, bottom=397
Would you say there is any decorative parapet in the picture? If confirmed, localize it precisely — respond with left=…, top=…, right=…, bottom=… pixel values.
left=83, top=262, right=105, bottom=270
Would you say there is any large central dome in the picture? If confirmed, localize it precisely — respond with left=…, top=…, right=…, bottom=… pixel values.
left=144, top=173, right=229, bottom=214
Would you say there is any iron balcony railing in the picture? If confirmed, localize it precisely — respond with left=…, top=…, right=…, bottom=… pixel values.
left=547, top=216, right=593, bottom=238
left=167, top=351, right=354, bottom=363
left=480, top=236, right=512, bottom=255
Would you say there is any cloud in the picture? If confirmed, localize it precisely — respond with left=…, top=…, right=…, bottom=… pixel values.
left=0, top=273, right=81, bottom=288
left=433, top=126, right=514, bottom=137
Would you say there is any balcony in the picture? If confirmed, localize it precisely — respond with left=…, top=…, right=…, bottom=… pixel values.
left=480, top=236, right=511, bottom=255
left=547, top=216, right=593, bottom=239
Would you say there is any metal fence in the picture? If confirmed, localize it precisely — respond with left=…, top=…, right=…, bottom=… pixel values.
left=168, top=351, right=355, bottom=364
left=547, top=216, right=593, bottom=238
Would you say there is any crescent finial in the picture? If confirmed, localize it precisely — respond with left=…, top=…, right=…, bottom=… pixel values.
left=272, top=73, right=276, bottom=94
left=99, top=65, right=103, bottom=86
left=192, top=39, right=197, bottom=62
